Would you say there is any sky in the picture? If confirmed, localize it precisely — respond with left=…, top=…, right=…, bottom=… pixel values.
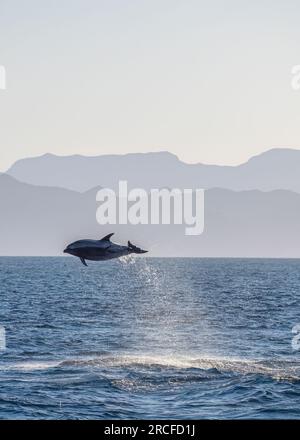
left=1, top=0, right=300, bottom=170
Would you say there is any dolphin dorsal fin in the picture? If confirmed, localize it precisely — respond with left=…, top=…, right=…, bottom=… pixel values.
left=100, top=233, right=114, bottom=242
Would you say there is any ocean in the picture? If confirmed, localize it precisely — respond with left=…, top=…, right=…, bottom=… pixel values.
left=0, top=257, right=299, bottom=419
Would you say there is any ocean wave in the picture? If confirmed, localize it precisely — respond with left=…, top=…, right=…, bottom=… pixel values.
left=2, top=354, right=300, bottom=381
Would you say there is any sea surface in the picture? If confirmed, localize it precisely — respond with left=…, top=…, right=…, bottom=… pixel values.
left=0, top=257, right=300, bottom=420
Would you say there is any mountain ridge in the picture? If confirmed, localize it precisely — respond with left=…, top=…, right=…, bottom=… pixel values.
left=1, top=174, right=300, bottom=257
left=6, top=148, right=300, bottom=193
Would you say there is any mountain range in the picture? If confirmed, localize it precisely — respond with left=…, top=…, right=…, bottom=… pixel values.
left=1, top=173, right=300, bottom=257
left=1, top=148, right=300, bottom=257
left=6, top=148, right=300, bottom=193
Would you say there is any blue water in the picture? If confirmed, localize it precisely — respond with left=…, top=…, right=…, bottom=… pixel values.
left=0, top=257, right=300, bottom=419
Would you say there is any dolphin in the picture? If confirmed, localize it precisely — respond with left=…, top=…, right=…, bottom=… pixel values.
left=64, top=233, right=148, bottom=266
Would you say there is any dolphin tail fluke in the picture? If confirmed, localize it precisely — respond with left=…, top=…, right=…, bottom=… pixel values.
left=80, top=257, right=88, bottom=266
left=128, top=241, right=148, bottom=254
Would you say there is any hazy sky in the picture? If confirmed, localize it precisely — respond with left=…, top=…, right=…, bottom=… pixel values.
left=1, top=0, right=300, bottom=170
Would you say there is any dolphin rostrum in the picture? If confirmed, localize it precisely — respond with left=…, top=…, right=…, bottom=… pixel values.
left=64, top=233, right=148, bottom=266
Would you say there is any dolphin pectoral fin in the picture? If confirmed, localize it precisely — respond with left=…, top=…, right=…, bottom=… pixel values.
left=100, top=233, right=114, bottom=242
left=80, top=257, right=88, bottom=267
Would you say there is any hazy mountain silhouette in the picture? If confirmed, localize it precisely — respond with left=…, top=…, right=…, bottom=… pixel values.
left=6, top=148, right=300, bottom=193
left=1, top=173, right=300, bottom=257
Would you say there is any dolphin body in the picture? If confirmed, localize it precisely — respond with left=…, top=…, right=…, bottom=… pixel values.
left=64, top=233, right=147, bottom=266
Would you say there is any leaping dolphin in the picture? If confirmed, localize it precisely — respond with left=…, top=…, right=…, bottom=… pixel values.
left=64, top=233, right=148, bottom=266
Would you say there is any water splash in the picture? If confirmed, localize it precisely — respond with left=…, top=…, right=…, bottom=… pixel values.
left=116, top=257, right=211, bottom=357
